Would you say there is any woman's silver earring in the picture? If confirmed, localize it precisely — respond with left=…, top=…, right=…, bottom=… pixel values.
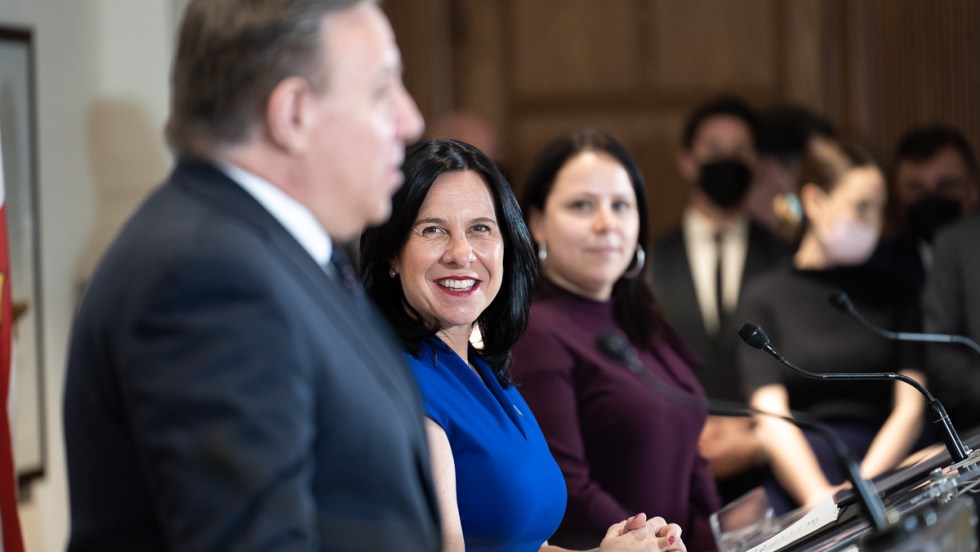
left=537, top=242, right=548, bottom=264
left=389, top=267, right=397, bottom=278
left=622, top=247, right=646, bottom=279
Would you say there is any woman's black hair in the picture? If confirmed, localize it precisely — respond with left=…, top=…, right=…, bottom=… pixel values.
left=520, top=128, right=664, bottom=348
left=360, top=139, right=537, bottom=385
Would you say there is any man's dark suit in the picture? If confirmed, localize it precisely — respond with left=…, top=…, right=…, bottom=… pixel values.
left=923, top=214, right=980, bottom=433
left=652, top=222, right=786, bottom=402
left=64, top=160, right=441, bottom=551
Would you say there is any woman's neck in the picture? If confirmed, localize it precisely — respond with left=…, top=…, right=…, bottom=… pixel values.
left=541, top=270, right=613, bottom=302
left=436, top=327, right=473, bottom=363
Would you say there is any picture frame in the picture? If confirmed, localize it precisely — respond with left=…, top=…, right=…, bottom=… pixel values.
left=0, top=26, right=46, bottom=489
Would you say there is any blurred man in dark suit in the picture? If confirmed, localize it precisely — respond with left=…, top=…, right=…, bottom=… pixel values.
left=922, top=214, right=980, bottom=434
left=746, top=104, right=837, bottom=242
left=895, top=124, right=979, bottom=246
left=876, top=124, right=980, bottom=293
left=652, top=96, right=787, bottom=503
left=896, top=125, right=980, bottom=439
left=63, top=1, right=440, bottom=550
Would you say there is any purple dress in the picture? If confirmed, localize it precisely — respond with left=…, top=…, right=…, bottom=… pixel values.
left=510, top=284, right=720, bottom=552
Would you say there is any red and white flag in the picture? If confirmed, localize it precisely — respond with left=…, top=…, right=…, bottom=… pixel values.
left=0, top=128, right=25, bottom=552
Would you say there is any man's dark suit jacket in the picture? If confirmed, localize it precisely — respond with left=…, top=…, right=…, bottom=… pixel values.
left=652, top=222, right=787, bottom=402
left=63, top=160, right=441, bottom=551
left=923, top=214, right=980, bottom=433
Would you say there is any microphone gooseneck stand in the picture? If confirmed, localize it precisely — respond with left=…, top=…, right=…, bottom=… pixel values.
left=738, top=321, right=972, bottom=465
left=736, top=320, right=980, bottom=550
left=596, top=331, right=891, bottom=534
left=828, top=292, right=980, bottom=356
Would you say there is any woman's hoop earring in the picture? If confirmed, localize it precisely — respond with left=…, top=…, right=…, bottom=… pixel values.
left=537, top=242, right=548, bottom=264
left=622, top=247, right=645, bottom=279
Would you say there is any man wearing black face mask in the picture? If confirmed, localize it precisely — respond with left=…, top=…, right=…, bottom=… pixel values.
left=876, top=126, right=980, bottom=438
left=652, top=96, right=788, bottom=504
left=872, top=124, right=980, bottom=295
left=897, top=125, right=979, bottom=239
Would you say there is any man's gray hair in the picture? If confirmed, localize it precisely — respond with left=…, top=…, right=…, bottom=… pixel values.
left=165, top=0, right=368, bottom=156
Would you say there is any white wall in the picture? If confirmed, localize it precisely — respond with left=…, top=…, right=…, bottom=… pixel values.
left=0, top=0, right=174, bottom=550
left=83, top=0, right=173, bottom=278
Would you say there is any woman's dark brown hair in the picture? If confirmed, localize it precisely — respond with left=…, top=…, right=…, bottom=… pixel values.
left=520, top=128, right=664, bottom=348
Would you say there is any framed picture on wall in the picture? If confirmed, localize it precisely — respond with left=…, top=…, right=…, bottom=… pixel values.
left=0, top=26, right=46, bottom=489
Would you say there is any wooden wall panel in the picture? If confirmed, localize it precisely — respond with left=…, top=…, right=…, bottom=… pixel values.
left=648, top=0, right=778, bottom=91
left=859, top=0, right=980, bottom=164
left=383, top=0, right=453, bottom=123
left=782, top=0, right=835, bottom=113
left=508, top=0, right=642, bottom=98
left=449, top=1, right=508, bottom=126
left=387, top=0, right=980, bottom=241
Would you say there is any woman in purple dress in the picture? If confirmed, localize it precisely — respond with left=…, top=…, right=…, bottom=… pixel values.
left=511, top=129, right=720, bottom=552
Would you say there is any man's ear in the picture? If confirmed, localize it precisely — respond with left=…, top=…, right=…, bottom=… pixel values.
left=266, top=76, right=314, bottom=153
left=677, top=150, right=698, bottom=183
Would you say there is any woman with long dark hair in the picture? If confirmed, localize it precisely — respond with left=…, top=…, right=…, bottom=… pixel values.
left=361, top=138, right=688, bottom=552
left=511, top=129, right=719, bottom=551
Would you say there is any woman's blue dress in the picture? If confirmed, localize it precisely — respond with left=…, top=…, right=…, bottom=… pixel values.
left=406, top=337, right=567, bottom=552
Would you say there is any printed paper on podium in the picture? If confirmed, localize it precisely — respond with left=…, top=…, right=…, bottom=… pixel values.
left=748, top=495, right=840, bottom=552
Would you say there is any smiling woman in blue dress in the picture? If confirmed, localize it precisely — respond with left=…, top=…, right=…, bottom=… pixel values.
left=361, top=139, right=688, bottom=552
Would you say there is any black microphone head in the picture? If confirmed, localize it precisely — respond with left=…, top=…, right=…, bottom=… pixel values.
left=738, top=322, right=771, bottom=350
left=828, top=292, right=854, bottom=314
left=597, top=331, right=630, bottom=362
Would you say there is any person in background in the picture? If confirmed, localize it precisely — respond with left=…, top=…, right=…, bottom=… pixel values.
left=511, top=129, right=718, bottom=551
left=922, top=213, right=980, bottom=434
left=736, top=138, right=926, bottom=514
left=874, top=124, right=980, bottom=293
left=746, top=105, right=837, bottom=242
left=652, top=95, right=786, bottom=504
left=894, top=123, right=979, bottom=245
left=62, top=1, right=440, bottom=550
left=431, top=110, right=512, bottom=184
left=361, top=138, right=688, bottom=552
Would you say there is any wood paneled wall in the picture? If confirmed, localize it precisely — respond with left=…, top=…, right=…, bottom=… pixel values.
left=387, top=0, right=980, bottom=239
left=853, top=1, right=980, bottom=164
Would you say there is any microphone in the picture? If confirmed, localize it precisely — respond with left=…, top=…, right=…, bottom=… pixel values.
left=738, top=321, right=972, bottom=464
left=828, top=292, right=980, bottom=356
left=597, top=331, right=891, bottom=534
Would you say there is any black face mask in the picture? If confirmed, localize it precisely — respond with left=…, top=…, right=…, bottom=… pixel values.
left=907, top=196, right=961, bottom=243
left=698, top=160, right=752, bottom=209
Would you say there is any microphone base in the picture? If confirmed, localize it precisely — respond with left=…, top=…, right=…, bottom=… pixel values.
left=860, top=494, right=977, bottom=552
left=947, top=448, right=980, bottom=476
